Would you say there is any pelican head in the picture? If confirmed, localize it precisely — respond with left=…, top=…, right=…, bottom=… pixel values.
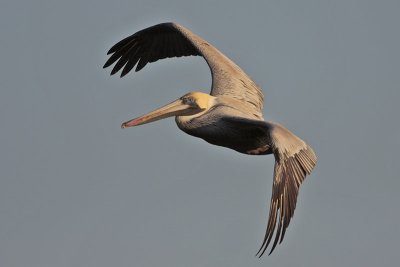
left=121, top=92, right=215, bottom=128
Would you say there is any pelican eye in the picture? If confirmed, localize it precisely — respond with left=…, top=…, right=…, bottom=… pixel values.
left=181, top=96, right=196, bottom=105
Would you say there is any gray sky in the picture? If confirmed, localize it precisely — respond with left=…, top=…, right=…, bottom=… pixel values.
left=1, top=0, right=399, bottom=266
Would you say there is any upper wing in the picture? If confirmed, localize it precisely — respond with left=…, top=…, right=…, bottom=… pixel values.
left=256, top=122, right=317, bottom=256
left=103, top=22, right=264, bottom=118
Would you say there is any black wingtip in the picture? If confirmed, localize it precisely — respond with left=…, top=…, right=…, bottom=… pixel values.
left=106, top=44, right=120, bottom=55
left=268, top=248, right=275, bottom=256
left=257, top=248, right=267, bottom=258
left=103, top=55, right=116, bottom=69
left=110, top=68, right=119, bottom=76
left=255, top=244, right=268, bottom=258
left=255, top=243, right=277, bottom=258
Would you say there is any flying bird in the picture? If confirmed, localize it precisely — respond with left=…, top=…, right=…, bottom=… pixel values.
left=103, top=22, right=317, bottom=256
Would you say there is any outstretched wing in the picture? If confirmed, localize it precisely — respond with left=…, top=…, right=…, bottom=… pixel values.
left=103, top=22, right=264, bottom=118
left=219, top=117, right=317, bottom=256
left=256, top=122, right=317, bottom=256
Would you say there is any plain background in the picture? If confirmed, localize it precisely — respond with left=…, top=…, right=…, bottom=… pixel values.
left=1, top=0, right=399, bottom=266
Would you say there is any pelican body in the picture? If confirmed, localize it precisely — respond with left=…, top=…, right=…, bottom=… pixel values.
left=104, top=22, right=317, bottom=256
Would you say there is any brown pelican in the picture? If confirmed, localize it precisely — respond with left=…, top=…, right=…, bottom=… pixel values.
left=103, top=22, right=317, bottom=256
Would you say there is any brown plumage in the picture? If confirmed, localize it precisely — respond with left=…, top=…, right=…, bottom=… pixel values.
left=104, top=22, right=317, bottom=256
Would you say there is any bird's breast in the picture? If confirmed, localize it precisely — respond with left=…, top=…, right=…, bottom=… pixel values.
left=175, top=113, right=271, bottom=155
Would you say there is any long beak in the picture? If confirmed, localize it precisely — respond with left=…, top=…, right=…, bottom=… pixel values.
left=121, top=99, right=193, bottom=128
